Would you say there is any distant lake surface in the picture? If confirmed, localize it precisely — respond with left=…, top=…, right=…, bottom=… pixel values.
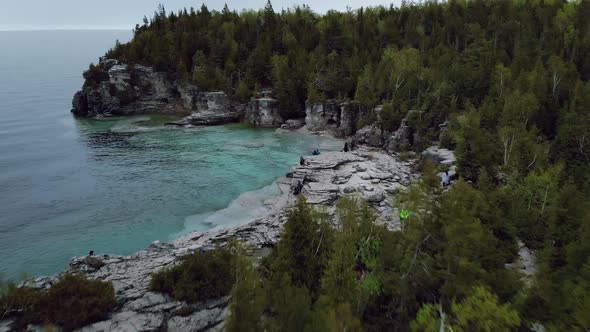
left=0, top=30, right=341, bottom=280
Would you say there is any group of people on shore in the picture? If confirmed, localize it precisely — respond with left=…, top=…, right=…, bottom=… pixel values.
left=295, top=140, right=357, bottom=195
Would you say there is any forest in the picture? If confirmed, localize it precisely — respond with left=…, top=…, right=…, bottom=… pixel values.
left=106, top=0, right=589, bottom=330
left=1, top=0, right=588, bottom=331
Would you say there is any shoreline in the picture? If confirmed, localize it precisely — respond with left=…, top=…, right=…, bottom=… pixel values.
left=7, top=127, right=418, bottom=331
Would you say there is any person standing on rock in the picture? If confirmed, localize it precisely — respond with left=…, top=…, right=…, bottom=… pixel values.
left=293, top=179, right=304, bottom=195
left=442, top=171, right=450, bottom=187
left=343, top=142, right=349, bottom=152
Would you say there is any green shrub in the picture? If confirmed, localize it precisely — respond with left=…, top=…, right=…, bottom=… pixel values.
left=0, top=283, right=44, bottom=325
left=43, top=275, right=116, bottom=331
left=0, top=275, right=115, bottom=331
left=150, top=248, right=234, bottom=303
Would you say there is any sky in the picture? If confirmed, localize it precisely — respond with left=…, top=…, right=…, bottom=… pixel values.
left=0, top=0, right=402, bottom=31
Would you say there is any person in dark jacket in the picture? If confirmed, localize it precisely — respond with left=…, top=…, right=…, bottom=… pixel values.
left=300, top=156, right=306, bottom=165
left=343, top=142, right=349, bottom=152
left=294, top=179, right=304, bottom=195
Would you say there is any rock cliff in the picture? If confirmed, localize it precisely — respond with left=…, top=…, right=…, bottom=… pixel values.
left=304, top=101, right=366, bottom=137
left=354, top=109, right=424, bottom=153
left=71, top=59, right=284, bottom=128
left=245, top=97, right=284, bottom=127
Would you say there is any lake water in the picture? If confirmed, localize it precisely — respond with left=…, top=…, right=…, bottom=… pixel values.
left=0, top=30, right=341, bottom=280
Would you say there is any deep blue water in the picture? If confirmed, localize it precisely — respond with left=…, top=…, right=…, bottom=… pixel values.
left=0, top=30, right=340, bottom=280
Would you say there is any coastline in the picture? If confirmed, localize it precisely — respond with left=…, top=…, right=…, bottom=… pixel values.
left=8, top=128, right=418, bottom=331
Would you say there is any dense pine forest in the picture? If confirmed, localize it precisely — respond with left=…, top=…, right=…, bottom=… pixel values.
left=1, top=0, right=589, bottom=331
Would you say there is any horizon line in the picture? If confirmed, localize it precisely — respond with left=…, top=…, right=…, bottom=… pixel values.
left=0, top=26, right=134, bottom=32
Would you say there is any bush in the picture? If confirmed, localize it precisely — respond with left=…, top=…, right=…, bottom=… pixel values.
left=0, top=283, right=44, bottom=325
left=0, top=275, right=116, bottom=332
left=150, top=248, right=234, bottom=303
left=43, top=275, right=116, bottom=331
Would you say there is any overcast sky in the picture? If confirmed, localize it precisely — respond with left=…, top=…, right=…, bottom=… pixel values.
left=0, top=0, right=401, bottom=31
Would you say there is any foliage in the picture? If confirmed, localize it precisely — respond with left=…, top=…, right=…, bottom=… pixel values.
left=89, top=1, right=590, bottom=330
left=0, top=275, right=115, bottom=332
left=411, top=286, right=520, bottom=332
left=150, top=247, right=234, bottom=303
left=43, top=275, right=116, bottom=331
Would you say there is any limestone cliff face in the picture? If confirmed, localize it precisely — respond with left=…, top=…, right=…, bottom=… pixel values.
left=304, top=100, right=366, bottom=137
left=354, top=109, right=424, bottom=153
left=72, top=59, right=194, bottom=117
left=245, top=97, right=284, bottom=127
left=71, top=59, right=286, bottom=128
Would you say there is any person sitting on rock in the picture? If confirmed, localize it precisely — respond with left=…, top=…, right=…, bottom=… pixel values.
left=88, top=250, right=94, bottom=256
left=343, top=142, right=349, bottom=152
left=300, top=156, right=306, bottom=165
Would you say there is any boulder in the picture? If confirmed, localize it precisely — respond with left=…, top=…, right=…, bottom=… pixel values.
left=282, top=118, right=305, bottom=129
left=422, top=146, right=456, bottom=166
left=386, top=110, right=423, bottom=152
left=354, top=125, right=383, bottom=148
left=365, top=190, right=385, bottom=203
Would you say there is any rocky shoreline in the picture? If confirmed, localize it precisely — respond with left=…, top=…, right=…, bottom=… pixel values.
left=1, top=137, right=422, bottom=332
left=0, top=59, right=463, bottom=332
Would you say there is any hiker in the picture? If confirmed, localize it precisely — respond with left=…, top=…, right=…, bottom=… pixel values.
left=442, top=171, right=450, bottom=187
left=300, top=156, right=306, bottom=165
left=293, top=179, right=304, bottom=195
left=88, top=250, right=94, bottom=256
left=312, top=149, right=319, bottom=155
left=343, top=142, right=349, bottom=152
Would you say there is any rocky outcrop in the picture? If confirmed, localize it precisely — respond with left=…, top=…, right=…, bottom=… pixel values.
left=506, top=240, right=537, bottom=286
left=386, top=109, right=423, bottom=152
left=354, top=125, right=385, bottom=148
left=245, top=97, right=283, bottom=127
left=73, top=59, right=288, bottom=129
left=166, top=92, right=245, bottom=127
left=281, top=118, right=305, bottom=129
left=304, top=101, right=366, bottom=137
left=3, top=147, right=418, bottom=332
left=352, top=109, right=425, bottom=153
left=422, top=146, right=457, bottom=166
left=72, top=60, right=194, bottom=117
left=305, top=101, right=341, bottom=132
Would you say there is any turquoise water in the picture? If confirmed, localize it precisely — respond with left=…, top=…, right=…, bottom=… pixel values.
left=0, top=31, right=340, bottom=280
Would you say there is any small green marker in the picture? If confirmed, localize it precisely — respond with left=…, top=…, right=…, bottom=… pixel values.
left=399, top=209, right=409, bottom=219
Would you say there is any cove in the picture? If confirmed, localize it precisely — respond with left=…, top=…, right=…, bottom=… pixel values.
left=0, top=115, right=341, bottom=280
